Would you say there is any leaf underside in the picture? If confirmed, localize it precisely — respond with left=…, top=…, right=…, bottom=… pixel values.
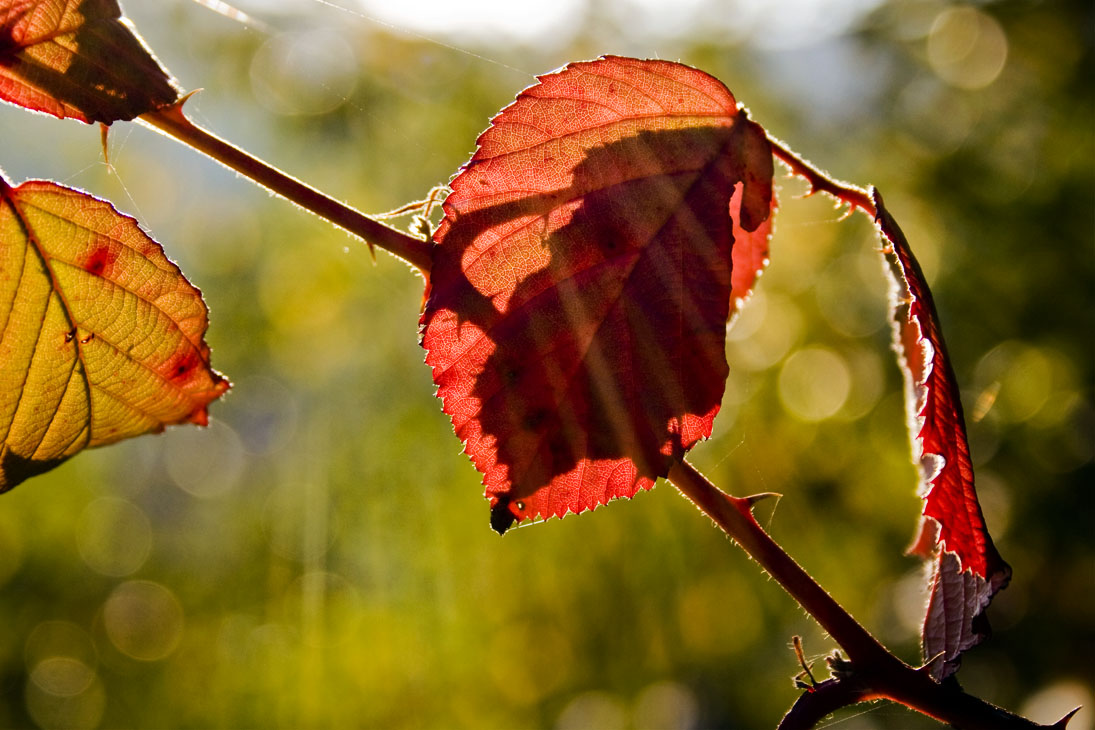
left=873, top=189, right=1010, bottom=678
left=421, top=56, right=775, bottom=533
left=0, top=175, right=228, bottom=492
left=0, top=0, right=179, bottom=124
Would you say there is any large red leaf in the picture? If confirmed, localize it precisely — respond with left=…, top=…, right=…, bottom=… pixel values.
left=873, top=189, right=1010, bottom=676
left=0, top=0, right=179, bottom=123
left=421, top=57, right=775, bottom=532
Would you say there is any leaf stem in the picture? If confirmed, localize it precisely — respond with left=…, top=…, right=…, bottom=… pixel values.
left=765, top=134, right=877, bottom=218
left=139, top=102, right=434, bottom=274
left=668, top=459, right=1052, bottom=730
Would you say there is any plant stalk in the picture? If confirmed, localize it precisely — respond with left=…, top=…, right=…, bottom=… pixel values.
left=139, top=102, right=434, bottom=274
left=668, top=459, right=894, bottom=668
left=668, top=459, right=1052, bottom=730
left=766, top=134, right=877, bottom=217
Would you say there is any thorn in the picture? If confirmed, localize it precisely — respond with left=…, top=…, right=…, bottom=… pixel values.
left=745, top=492, right=783, bottom=530
left=177, top=88, right=203, bottom=107
left=917, top=651, right=946, bottom=678
left=745, top=491, right=782, bottom=507
left=1050, top=707, right=1081, bottom=729
left=99, top=123, right=110, bottom=164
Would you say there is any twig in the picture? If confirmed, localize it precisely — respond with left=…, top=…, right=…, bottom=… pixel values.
left=766, top=133, right=876, bottom=218
left=139, top=100, right=434, bottom=274
left=668, top=459, right=1053, bottom=730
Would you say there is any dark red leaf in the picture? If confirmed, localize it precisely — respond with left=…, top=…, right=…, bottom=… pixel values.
left=0, top=0, right=180, bottom=123
left=872, top=189, right=1010, bottom=676
left=421, top=57, right=775, bottom=532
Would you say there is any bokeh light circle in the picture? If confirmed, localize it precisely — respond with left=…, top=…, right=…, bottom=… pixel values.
left=102, top=581, right=185, bottom=662
left=76, top=498, right=152, bottom=577
left=778, top=346, right=852, bottom=421
left=927, top=6, right=1008, bottom=89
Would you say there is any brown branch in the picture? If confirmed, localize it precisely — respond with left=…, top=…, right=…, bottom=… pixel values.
left=668, top=460, right=894, bottom=668
left=777, top=678, right=871, bottom=730
left=668, top=459, right=1054, bottom=730
left=139, top=101, right=434, bottom=274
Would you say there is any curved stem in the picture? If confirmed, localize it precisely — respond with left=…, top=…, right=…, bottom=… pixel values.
left=668, top=459, right=1051, bottom=730
left=766, top=133, right=876, bottom=218
left=777, top=679, right=870, bottom=730
left=139, top=102, right=434, bottom=274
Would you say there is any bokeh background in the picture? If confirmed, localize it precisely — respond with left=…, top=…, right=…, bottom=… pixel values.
left=1, top=0, right=1091, bottom=728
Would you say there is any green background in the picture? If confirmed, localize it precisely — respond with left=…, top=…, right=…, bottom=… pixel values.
left=1, top=0, right=1091, bottom=727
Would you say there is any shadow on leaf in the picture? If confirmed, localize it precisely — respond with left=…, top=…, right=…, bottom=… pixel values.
left=423, top=120, right=773, bottom=532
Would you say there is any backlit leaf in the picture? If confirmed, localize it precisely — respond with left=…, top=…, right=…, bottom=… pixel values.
left=0, top=0, right=180, bottom=123
left=873, top=188, right=1010, bottom=677
left=0, top=172, right=228, bottom=492
left=421, top=57, right=775, bottom=532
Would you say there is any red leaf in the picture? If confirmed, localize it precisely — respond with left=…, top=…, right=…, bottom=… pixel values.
left=421, top=57, right=775, bottom=532
left=872, top=189, right=1010, bottom=675
left=0, top=0, right=180, bottom=123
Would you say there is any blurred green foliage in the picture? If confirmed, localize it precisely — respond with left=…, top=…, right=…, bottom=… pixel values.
left=0, top=1, right=1091, bottom=728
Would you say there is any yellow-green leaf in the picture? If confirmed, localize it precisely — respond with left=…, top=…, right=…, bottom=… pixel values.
left=0, top=0, right=180, bottom=123
left=0, top=173, right=228, bottom=491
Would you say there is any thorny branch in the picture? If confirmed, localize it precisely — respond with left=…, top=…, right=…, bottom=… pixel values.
left=668, top=459, right=1065, bottom=730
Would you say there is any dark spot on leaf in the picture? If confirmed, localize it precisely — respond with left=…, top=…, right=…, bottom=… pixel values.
left=82, top=245, right=117, bottom=277
left=165, top=350, right=201, bottom=382
left=64, top=328, right=76, bottom=343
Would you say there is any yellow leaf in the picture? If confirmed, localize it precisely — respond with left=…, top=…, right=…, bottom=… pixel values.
left=0, top=174, right=228, bottom=491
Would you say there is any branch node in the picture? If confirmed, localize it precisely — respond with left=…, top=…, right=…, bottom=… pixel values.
left=825, top=650, right=855, bottom=682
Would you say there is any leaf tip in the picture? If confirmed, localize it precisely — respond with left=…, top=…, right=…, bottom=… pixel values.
left=490, top=498, right=518, bottom=535
left=190, top=373, right=232, bottom=425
